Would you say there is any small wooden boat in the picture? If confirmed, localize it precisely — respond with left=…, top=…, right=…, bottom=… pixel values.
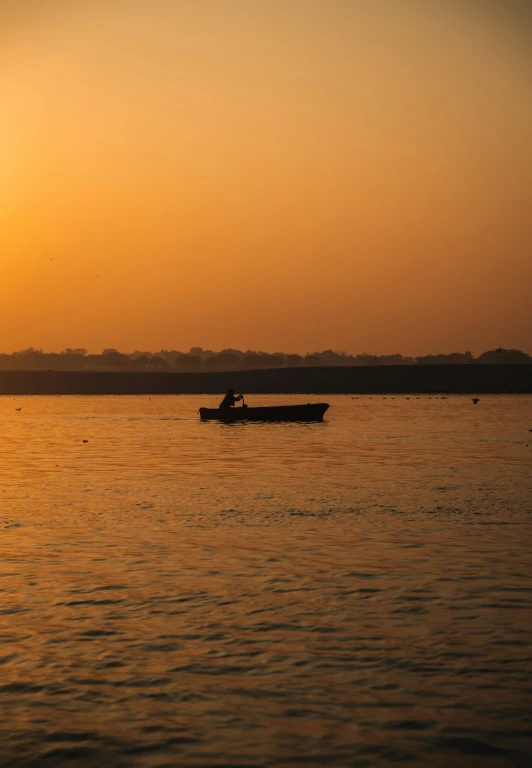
left=199, top=402, right=329, bottom=422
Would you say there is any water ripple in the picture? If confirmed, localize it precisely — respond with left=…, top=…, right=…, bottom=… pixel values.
left=0, top=395, right=531, bottom=766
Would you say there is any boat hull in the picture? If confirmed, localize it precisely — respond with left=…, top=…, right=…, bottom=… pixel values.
left=199, top=403, right=329, bottom=422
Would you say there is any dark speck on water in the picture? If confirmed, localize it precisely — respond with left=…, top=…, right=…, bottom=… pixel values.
left=0, top=394, right=531, bottom=767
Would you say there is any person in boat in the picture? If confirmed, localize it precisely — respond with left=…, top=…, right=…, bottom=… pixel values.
left=219, top=389, right=244, bottom=409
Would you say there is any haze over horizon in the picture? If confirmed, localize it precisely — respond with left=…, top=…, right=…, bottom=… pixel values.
left=2, top=0, right=531, bottom=356
left=0, top=344, right=530, bottom=360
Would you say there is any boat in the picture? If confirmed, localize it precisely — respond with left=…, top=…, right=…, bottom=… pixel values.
left=199, top=402, right=329, bottom=422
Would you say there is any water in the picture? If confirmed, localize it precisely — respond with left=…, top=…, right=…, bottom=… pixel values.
left=1, top=395, right=531, bottom=767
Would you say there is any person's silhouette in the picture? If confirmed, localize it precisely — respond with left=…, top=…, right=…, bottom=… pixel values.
left=219, top=389, right=243, bottom=409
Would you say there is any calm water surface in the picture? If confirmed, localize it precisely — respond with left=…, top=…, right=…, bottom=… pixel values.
left=1, top=395, right=531, bottom=767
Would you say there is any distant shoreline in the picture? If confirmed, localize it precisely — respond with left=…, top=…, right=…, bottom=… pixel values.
left=0, top=365, right=531, bottom=395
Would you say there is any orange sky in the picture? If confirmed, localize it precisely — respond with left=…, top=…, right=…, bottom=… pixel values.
left=1, top=0, right=531, bottom=355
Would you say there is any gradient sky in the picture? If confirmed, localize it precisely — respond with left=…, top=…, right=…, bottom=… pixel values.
left=1, top=0, right=531, bottom=355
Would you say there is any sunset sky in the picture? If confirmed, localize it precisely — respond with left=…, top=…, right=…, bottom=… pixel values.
left=1, top=0, right=531, bottom=355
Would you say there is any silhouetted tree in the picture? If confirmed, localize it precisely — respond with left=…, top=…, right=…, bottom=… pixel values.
left=175, top=354, right=203, bottom=371
left=415, top=352, right=476, bottom=365
left=379, top=354, right=404, bottom=365
left=1, top=346, right=531, bottom=371
left=132, top=355, right=152, bottom=370
left=101, top=350, right=130, bottom=369
left=319, top=350, right=349, bottom=366
left=284, top=354, right=303, bottom=367
left=151, top=355, right=169, bottom=369
left=204, top=353, right=241, bottom=370
left=348, top=354, right=379, bottom=366
left=62, top=348, right=87, bottom=356
left=478, top=349, right=531, bottom=364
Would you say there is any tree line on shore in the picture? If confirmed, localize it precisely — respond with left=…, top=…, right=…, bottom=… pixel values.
left=0, top=347, right=530, bottom=371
